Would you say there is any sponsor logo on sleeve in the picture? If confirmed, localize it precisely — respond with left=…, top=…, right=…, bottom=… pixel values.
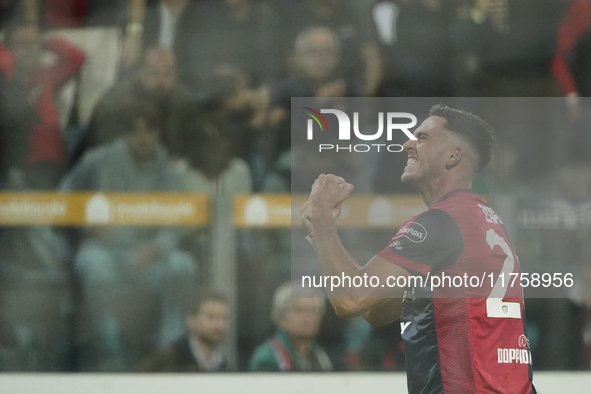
left=392, top=221, right=427, bottom=244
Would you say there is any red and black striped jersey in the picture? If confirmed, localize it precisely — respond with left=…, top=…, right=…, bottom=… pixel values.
left=378, top=189, right=536, bottom=394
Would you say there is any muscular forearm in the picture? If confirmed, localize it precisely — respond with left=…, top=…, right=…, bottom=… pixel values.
left=312, top=212, right=362, bottom=283
left=311, top=212, right=404, bottom=319
left=309, top=212, right=367, bottom=318
left=303, top=174, right=407, bottom=319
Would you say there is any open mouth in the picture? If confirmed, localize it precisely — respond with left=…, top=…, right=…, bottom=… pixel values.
left=406, top=158, right=418, bottom=166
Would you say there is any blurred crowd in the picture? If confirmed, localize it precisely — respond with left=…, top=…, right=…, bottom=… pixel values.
left=0, top=0, right=590, bottom=373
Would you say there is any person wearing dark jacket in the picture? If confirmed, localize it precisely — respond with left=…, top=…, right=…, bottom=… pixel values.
left=140, top=290, right=233, bottom=372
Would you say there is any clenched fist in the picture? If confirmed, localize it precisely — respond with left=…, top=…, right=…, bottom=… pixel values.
left=301, top=174, right=354, bottom=237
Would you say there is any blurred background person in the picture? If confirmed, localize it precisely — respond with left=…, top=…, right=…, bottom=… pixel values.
left=6, top=0, right=124, bottom=29
left=250, top=282, right=331, bottom=372
left=140, top=290, right=232, bottom=372
left=264, top=26, right=357, bottom=187
left=61, top=99, right=197, bottom=371
left=178, top=108, right=252, bottom=281
left=0, top=0, right=19, bottom=31
left=121, top=0, right=199, bottom=81
left=200, top=65, right=269, bottom=172
left=551, top=0, right=591, bottom=163
left=0, top=23, right=84, bottom=371
left=80, top=46, right=194, bottom=161
left=343, top=318, right=405, bottom=372
left=276, top=0, right=382, bottom=96
left=372, top=0, right=460, bottom=97
left=457, top=0, right=569, bottom=186
left=551, top=0, right=591, bottom=115
left=182, top=0, right=280, bottom=94
left=179, top=107, right=252, bottom=208
left=461, top=0, right=567, bottom=97
left=0, top=316, right=23, bottom=371
left=0, top=21, right=85, bottom=189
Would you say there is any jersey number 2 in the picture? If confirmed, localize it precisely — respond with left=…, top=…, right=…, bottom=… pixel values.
left=485, top=229, right=521, bottom=319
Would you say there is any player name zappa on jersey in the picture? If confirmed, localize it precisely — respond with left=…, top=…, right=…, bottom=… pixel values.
left=390, top=222, right=427, bottom=244
left=478, top=203, right=502, bottom=224
left=497, top=335, right=532, bottom=365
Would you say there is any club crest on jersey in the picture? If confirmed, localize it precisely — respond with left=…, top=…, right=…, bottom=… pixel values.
left=518, top=334, right=530, bottom=349
left=393, top=222, right=427, bottom=244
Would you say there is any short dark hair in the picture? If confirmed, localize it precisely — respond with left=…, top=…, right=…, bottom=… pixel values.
left=429, top=104, right=495, bottom=173
left=187, top=289, right=228, bottom=316
left=119, top=99, right=164, bottom=133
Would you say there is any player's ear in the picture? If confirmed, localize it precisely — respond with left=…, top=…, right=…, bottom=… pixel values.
left=445, top=146, right=463, bottom=169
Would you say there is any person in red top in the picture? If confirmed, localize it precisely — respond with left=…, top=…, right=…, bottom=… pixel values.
left=551, top=0, right=591, bottom=163
left=551, top=0, right=591, bottom=121
left=301, top=104, right=536, bottom=393
left=0, top=22, right=85, bottom=188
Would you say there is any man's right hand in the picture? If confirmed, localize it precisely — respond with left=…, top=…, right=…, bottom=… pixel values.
left=301, top=174, right=352, bottom=228
left=309, top=174, right=354, bottom=217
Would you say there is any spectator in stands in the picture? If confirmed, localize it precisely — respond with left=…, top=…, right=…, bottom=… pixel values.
left=82, top=46, right=194, bottom=159
left=0, top=0, right=19, bottom=30
left=124, top=0, right=275, bottom=181
left=180, top=0, right=280, bottom=92
left=61, top=99, right=197, bottom=370
left=552, top=0, right=591, bottom=122
left=461, top=0, right=567, bottom=96
left=121, top=0, right=199, bottom=76
left=276, top=0, right=382, bottom=96
left=179, top=106, right=252, bottom=265
left=344, top=318, right=405, bottom=372
left=7, top=0, right=124, bottom=28
left=180, top=109, right=252, bottom=199
left=372, top=0, right=459, bottom=96
left=140, top=290, right=232, bottom=372
left=551, top=1, right=591, bottom=163
left=11, top=0, right=88, bottom=28
left=178, top=109, right=255, bottom=371
left=200, top=65, right=269, bottom=166
left=266, top=26, right=356, bottom=169
left=250, top=282, right=332, bottom=372
left=0, top=316, right=22, bottom=371
left=0, top=21, right=85, bottom=189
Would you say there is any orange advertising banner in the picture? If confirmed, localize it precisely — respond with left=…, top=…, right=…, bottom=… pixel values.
left=234, top=194, right=426, bottom=228
left=0, top=192, right=210, bottom=226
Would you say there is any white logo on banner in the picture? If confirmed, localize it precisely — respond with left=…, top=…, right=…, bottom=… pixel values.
left=85, top=194, right=111, bottom=224
left=244, top=196, right=268, bottom=225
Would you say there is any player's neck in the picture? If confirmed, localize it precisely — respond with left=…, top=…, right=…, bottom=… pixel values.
left=416, top=176, right=472, bottom=207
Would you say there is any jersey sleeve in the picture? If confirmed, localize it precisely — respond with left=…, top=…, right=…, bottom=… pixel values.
left=377, top=208, right=464, bottom=275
